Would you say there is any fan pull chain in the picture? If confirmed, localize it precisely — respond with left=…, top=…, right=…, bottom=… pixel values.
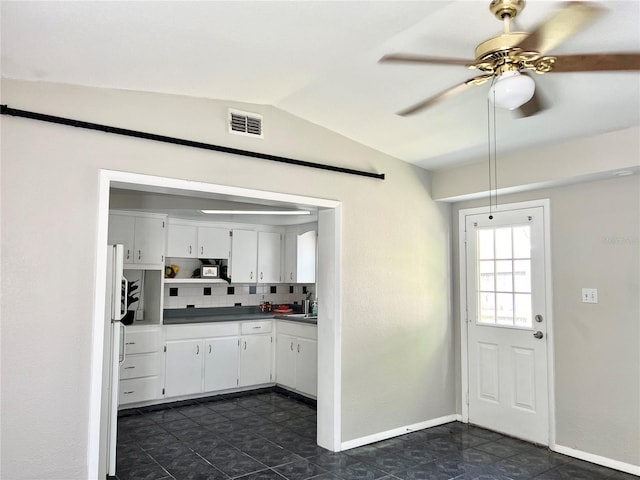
left=487, top=77, right=498, bottom=220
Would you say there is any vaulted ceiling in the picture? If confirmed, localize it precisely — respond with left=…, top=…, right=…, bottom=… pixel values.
left=2, top=1, right=639, bottom=170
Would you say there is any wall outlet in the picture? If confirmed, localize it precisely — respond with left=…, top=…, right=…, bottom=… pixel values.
left=582, top=288, right=598, bottom=304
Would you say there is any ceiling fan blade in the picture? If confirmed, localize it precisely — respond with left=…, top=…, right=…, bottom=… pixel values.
left=379, top=53, right=474, bottom=67
left=516, top=2, right=604, bottom=55
left=397, top=74, right=492, bottom=116
left=551, top=53, right=640, bottom=72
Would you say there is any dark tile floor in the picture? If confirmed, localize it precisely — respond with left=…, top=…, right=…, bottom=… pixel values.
left=116, top=389, right=635, bottom=480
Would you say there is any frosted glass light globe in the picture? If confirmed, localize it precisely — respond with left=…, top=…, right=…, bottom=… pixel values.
left=488, top=70, right=535, bottom=110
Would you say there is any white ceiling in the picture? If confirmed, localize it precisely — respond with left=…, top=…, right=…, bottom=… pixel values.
left=2, top=1, right=639, bottom=170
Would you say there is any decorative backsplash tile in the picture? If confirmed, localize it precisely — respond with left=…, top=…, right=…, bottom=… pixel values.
left=163, top=282, right=315, bottom=309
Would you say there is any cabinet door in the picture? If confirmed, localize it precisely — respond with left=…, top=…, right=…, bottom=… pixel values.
left=134, top=216, right=165, bottom=265
left=275, top=334, right=296, bottom=389
left=239, top=335, right=272, bottom=387
left=257, top=231, right=281, bottom=283
left=167, top=224, right=197, bottom=258
left=204, top=337, right=239, bottom=392
left=199, top=227, right=230, bottom=259
left=231, top=230, right=258, bottom=283
left=296, top=338, right=318, bottom=397
left=164, top=340, right=203, bottom=397
left=108, top=214, right=135, bottom=263
left=297, top=230, right=317, bottom=284
left=284, top=232, right=297, bottom=283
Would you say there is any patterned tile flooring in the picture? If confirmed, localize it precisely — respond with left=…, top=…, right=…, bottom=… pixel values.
left=116, top=389, right=635, bottom=480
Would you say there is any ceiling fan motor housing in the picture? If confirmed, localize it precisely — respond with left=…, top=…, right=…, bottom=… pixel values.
left=489, top=0, right=525, bottom=20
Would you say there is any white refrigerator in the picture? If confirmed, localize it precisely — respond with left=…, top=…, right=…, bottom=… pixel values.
left=100, top=244, right=128, bottom=477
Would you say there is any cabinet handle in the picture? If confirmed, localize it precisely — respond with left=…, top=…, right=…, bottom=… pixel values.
left=126, top=249, right=131, bottom=260
left=252, top=326, right=261, bottom=330
left=209, top=344, right=212, bottom=354
left=138, top=250, right=141, bottom=261
left=124, top=366, right=135, bottom=370
left=290, top=341, right=294, bottom=351
left=250, top=272, right=254, bottom=280
left=260, top=272, right=263, bottom=280
left=189, top=245, right=192, bottom=255
left=290, top=272, right=293, bottom=281
left=297, top=344, right=300, bottom=353
left=244, top=341, right=247, bottom=350
left=201, top=246, right=204, bottom=255
left=125, top=342, right=136, bottom=345
left=123, top=391, right=134, bottom=395
left=196, top=345, right=200, bottom=355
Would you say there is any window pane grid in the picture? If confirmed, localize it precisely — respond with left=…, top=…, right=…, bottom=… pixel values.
left=476, top=225, right=532, bottom=328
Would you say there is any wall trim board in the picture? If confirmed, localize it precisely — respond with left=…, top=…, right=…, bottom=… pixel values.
left=340, top=414, right=459, bottom=451
left=0, top=104, right=385, bottom=180
left=552, top=444, right=640, bottom=476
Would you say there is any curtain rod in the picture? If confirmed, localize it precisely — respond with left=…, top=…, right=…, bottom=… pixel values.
left=0, top=104, right=385, bottom=180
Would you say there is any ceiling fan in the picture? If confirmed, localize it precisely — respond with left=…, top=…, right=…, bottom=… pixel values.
left=380, top=0, right=640, bottom=117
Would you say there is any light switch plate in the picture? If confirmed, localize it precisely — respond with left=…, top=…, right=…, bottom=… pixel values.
left=582, top=288, right=598, bottom=304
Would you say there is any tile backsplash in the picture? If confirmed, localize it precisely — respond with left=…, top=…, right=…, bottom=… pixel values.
left=163, top=282, right=315, bottom=309
left=163, top=257, right=315, bottom=309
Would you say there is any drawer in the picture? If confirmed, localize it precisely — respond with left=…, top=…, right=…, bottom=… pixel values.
left=120, top=353, right=161, bottom=380
left=119, top=377, right=162, bottom=405
left=241, top=320, right=273, bottom=335
left=165, top=322, right=239, bottom=340
left=276, top=320, right=317, bottom=339
left=124, top=327, right=162, bottom=354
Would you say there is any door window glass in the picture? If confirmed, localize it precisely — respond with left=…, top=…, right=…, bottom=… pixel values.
left=476, top=225, right=532, bottom=328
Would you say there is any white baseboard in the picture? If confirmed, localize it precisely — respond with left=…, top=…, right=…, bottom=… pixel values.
left=553, top=444, right=640, bottom=476
left=340, top=414, right=459, bottom=451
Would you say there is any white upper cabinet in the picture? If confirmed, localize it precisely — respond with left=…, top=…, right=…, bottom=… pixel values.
left=284, top=230, right=317, bottom=283
left=167, top=223, right=197, bottom=258
left=257, top=231, right=281, bottom=283
left=108, top=214, right=135, bottom=263
left=231, top=229, right=258, bottom=283
left=108, top=212, right=166, bottom=268
left=166, top=221, right=230, bottom=259
left=198, top=227, right=230, bottom=259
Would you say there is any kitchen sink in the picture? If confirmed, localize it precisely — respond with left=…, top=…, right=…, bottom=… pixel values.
left=279, top=313, right=317, bottom=320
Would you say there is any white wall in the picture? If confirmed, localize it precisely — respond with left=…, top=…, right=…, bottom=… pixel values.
left=0, top=79, right=453, bottom=479
left=451, top=175, right=640, bottom=468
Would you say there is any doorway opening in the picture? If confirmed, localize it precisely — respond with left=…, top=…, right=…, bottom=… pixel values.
left=89, top=169, right=342, bottom=479
left=458, top=199, right=556, bottom=448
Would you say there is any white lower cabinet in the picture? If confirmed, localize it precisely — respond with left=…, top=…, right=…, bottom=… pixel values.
left=163, top=321, right=272, bottom=399
left=295, top=337, right=318, bottom=397
left=239, top=334, right=273, bottom=387
left=275, top=321, right=317, bottom=397
left=119, top=326, right=164, bottom=405
left=204, top=337, right=240, bottom=391
left=164, top=339, right=204, bottom=397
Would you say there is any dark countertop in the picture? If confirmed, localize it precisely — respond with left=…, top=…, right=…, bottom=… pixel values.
left=163, top=306, right=317, bottom=326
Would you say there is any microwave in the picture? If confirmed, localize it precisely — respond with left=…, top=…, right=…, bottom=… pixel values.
left=201, top=265, right=220, bottom=279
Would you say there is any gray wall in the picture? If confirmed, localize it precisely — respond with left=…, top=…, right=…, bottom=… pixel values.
left=1, top=79, right=454, bottom=479
left=451, top=175, right=640, bottom=466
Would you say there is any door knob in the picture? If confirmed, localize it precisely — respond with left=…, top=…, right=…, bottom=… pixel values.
left=535, top=314, right=543, bottom=323
left=533, top=331, right=544, bottom=339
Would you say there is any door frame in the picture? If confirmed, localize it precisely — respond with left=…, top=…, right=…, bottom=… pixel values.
left=88, top=169, right=343, bottom=478
left=458, top=199, right=556, bottom=448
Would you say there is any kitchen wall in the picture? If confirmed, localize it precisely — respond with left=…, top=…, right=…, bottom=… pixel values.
left=1, top=79, right=453, bottom=479
left=451, top=174, right=640, bottom=468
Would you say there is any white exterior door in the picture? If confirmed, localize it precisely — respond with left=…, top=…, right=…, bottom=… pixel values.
left=464, top=206, right=549, bottom=445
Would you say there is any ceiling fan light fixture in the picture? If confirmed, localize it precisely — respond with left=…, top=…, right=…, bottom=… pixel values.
left=488, top=70, right=535, bottom=110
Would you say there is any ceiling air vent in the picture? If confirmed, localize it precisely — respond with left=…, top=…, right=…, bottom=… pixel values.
left=229, top=109, right=263, bottom=138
